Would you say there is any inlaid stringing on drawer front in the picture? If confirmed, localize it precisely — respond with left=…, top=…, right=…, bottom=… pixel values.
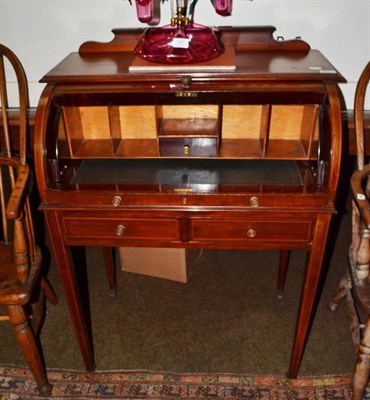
left=189, top=219, right=313, bottom=242
left=62, top=217, right=180, bottom=240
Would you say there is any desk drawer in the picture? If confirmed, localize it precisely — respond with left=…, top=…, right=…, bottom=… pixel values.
left=62, top=217, right=180, bottom=241
left=190, top=218, right=313, bottom=243
left=159, top=138, right=217, bottom=157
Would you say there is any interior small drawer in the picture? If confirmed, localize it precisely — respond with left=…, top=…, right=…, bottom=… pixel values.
left=159, top=137, right=218, bottom=157
left=190, top=218, right=313, bottom=243
left=62, top=217, right=180, bottom=241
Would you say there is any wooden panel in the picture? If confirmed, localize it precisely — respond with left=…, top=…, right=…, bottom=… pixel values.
left=265, top=139, right=307, bottom=159
left=108, top=106, right=121, bottom=154
left=61, top=107, right=85, bottom=156
left=267, top=105, right=319, bottom=158
left=61, top=106, right=113, bottom=157
left=72, top=139, right=113, bottom=158
left=57, top=118, right=70, bottom=158
left=119, top=106, right=157, bottom=139
left=220, top=105, right=269, bottom=158
left=78, top=107, right=110, bottom=139
left=79, top=27, right=311, bottom=54
left=269, top=105, right=317, bottom=141
left=160, top=105, right=218, bottom=119
left=222, top=105, right=266, bottom=139
left=115, top=139, right=159, bottom=157
left=219, top=139, right=262, bottom=158
left=301, top=105, right=319, bottom=140
left=159, top=118, right=218, bottom=137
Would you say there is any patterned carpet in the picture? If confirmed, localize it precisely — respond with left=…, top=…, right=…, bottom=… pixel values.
left=0, top=365, right=354, bottom=400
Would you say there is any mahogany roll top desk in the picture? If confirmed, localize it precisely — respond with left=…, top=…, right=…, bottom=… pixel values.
left=34, top=27, right=345, bottom=377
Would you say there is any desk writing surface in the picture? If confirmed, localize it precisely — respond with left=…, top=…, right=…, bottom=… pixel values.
left=72, top=159, right=303, bottom=187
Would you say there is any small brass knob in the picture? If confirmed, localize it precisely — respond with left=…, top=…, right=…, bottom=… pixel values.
left=250, top=196, right=259, bottom=208
left=247, top=229, right=256, bottom=238
left=112, top=196, right=122, bottom=207
left=183, top=145, right=190, bottom=155
left=115, top=225, right=126, bottom=236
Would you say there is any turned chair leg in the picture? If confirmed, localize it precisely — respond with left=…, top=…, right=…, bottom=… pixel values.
left=41, top=277, right=58, bottom=305
left=31, top=278, right=58, bottom=336
left=328, top=269, right=351, bottom=312
left=7, top=305, right=52, bottom=397
left=353, top=316, right=370, bottom=400
left=277, top=250, right=290, bottom=299
left=103, top=247, right=117, bottom=298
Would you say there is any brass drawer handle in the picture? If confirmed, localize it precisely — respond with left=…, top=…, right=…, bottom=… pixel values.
left=250, top=196, right=259, bottom=207
left=247, top=229, right=256, bottom=238
left=183, top=145, right=190, bottom=155
left=115, top=225, right=126, bottom=236
left=112, top=196, right=122, bottom=207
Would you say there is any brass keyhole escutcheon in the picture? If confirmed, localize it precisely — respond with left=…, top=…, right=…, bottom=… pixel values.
left=247, top=229, right=256, bottom=238
left=183, top=145, right=190, bottom=155
left=250, top=196, right=259, bottom=207
left=115, top=225, right=126, bottom=236
left=181, top=75, right=192, bottom=88
left=112, top=196, right=122, bottom=207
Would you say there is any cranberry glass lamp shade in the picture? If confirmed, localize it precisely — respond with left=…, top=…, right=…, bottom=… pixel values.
left=135, top=0, right=154, bottom=23
left=214, top=0, right=233, bottom=15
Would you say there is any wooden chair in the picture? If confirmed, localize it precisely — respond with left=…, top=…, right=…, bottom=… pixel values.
left=0, top=43, right=57, bottom=397
left=329, top=61, right=370, bottom=400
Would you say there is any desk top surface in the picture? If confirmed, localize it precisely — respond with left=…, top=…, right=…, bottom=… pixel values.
left=41, top=27, right=345, bottom=84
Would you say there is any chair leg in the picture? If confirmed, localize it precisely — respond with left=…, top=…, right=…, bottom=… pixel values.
left=103, top=247, right=117, bottom=298
left=7, top=305, right=52, bottom=397
left=41, top=277, right=58, bottom=305
left=345, top=284, right=361, bottom=347
left=277, top=250, right=290, bottom=299
left=328, top=269, right=351, bottom=312
left=353, top=317, right=370, bottom=400
left=31, top=278, right=58, bottom=336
